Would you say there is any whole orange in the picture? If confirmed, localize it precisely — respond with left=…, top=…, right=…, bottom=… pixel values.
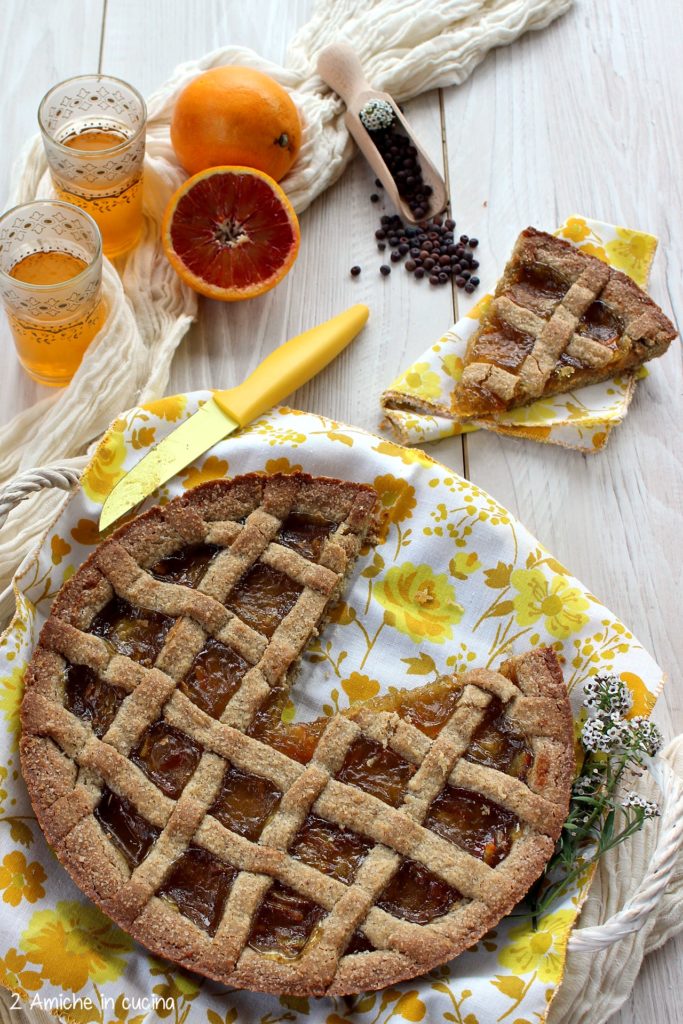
left=171, top=66, right=302, bottom=181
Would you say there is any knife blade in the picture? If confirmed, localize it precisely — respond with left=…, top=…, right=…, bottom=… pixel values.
left=99, top=304, right=369, bottom=532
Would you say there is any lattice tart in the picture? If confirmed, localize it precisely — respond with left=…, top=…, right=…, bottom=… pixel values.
left=451, top=227, right=678, bottom=418
left=20, top=471, right=574, bottom=996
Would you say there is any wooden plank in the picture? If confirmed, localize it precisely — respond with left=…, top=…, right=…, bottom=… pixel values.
left=440, top=1, right=683, bottom=1020
left=0, top=0, right=105, bottom=422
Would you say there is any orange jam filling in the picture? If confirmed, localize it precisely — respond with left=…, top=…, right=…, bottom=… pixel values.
left=277, top=513, right=335, bottom=560
left=130, top=720, right=202, bottom=799
left=149, top=543, right=220, bottom=587
left=248, top=883, right=324, bottom=959
left=64, top=663, right=125, bottom=737
left=470, top=316, right=536, bottom=373
left=210, top=765, right=282, bottom=841
left=290, top=814, right=371, bottom=884
left=377, top=859, right=461, bottom=924
left=179, top=639, right=249, bottom=719
left=509, top=261, right=568, bottom=313
left=336, top=737, right=416, bottom=807
left=555, top=299, right=623, bottom=374
left=577, top=299, right=622, bottom=345
left=425, top=786, right=518, bottom=866
left=88, top=596, right=172, bottom=668
left=95, top=787, right=160, bottom=867
left=466, top=698, right=532, bottom=779
left=226, top=563, right=303, bottom=637
left=345, top=930, right=375, bottom=955
left=158, top=845, right=236, bottom=935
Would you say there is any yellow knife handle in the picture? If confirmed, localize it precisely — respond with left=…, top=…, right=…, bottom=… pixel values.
left=213, top=304, right=369, bottom=426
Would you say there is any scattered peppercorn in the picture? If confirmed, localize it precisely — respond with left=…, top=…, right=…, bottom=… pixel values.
left=469, top=237, right=479, bottom=248
left=366, top=208, right=482, bottom=290
left=370, top=193, right=380, bottom=203
left=350, top=265, right=361, bottom=277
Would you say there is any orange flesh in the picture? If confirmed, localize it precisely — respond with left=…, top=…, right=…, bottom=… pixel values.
left=165, top=168, right=299, bottom=297
left=77, top=541, right=532, bottom=954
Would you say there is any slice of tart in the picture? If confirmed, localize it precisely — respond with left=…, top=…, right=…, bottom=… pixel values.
left=20, top=472, right=574, bottom=996
left=451, top=227, right=678, bottom=418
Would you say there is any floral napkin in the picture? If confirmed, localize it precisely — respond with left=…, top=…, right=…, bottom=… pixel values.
left=0, top=401, right=663, bottom=1024
left=381, top=217, right=658, bottom=452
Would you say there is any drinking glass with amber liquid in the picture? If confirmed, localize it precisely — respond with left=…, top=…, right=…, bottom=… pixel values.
left=39, top=75, right=147, bottom=257
left=0, top=201, right=105, bottom=385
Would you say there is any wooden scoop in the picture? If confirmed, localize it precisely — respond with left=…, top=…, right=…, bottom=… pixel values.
left=317, top=42, right=448, bottom=224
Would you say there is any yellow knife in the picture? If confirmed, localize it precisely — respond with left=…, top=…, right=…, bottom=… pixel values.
left=99, top=304, right=369, bottom=532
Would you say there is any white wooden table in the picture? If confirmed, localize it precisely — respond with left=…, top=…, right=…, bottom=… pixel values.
left=1, top=1, right=681, bottom=1021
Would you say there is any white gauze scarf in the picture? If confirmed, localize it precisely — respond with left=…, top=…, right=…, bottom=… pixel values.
left=0, top=0, right=571, bottom=621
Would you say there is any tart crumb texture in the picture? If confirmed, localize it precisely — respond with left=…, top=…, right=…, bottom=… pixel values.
left=20, top=473, right=574, bottom=995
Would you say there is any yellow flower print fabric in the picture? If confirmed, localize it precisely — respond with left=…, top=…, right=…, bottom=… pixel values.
left=381, top=217, right=660, bottom=452
left=0, top=400, right=664, bottom=1023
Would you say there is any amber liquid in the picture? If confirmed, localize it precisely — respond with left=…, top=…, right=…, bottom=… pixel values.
left=56, top=126, right=143, bottom=257
left=8, top=251, right=105, bottom=386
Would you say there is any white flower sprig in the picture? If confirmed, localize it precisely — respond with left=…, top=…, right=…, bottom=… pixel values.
left=359, top=98, right=396, bottom=132
left=528, top=671, right=663, bottom=919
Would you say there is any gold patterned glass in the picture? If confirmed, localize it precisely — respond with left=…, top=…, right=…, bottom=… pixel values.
left=39, top=74, right=147, bottom=257
left=0, top=201, right=104, bottom=386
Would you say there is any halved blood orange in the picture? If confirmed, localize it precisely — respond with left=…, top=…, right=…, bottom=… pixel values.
left=161, top=166, right=300, bottom=301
